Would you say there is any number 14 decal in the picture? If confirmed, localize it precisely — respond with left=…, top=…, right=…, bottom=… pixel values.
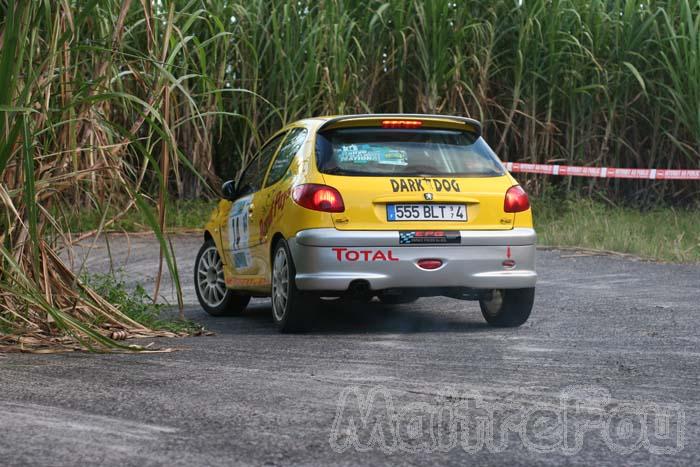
left=227, top=195, right=253, bottom=269
left=228, top=196, right=252, bottom=251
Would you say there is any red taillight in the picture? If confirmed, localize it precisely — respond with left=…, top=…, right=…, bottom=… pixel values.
left=504, top=185, right=530, bottom=213
left=381, top=120, right=423, bottom=129
left=292, top=184, right=345, bottom=213
left=417, top=259, right=443, bottom=270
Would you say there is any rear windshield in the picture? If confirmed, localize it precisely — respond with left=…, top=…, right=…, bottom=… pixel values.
left=316, top=128, right=504, bottom=177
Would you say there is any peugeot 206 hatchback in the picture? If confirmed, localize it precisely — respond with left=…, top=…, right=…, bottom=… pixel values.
left=195, top=114, right=536, bottom=332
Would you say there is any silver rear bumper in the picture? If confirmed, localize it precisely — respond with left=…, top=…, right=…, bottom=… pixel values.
left=288, top=228, right=537, bottom=292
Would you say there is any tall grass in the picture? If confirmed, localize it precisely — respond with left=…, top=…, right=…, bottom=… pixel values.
left=0, top=0, right=238, bottom=350
left=1, top=0, right=699, bottom=350
left=220, top=0, right=699, bottom=203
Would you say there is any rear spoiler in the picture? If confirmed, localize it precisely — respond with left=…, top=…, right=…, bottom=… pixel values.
left=318, top=114, right=482, bottom=137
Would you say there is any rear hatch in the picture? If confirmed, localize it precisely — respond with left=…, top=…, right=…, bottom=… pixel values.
left=315, top=116, right=515, bottom=231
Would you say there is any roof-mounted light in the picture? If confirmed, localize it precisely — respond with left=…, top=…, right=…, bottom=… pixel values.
left=380, top=120, right=423, bottom=129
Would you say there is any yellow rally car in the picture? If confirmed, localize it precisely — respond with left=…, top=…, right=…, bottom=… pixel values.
left=195, top=114, right=536, bottom=332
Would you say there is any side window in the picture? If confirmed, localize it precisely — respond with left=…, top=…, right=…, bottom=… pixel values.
left=236, top=133, right=285, bottom=196
left=265, top=128, right=308, bottom=187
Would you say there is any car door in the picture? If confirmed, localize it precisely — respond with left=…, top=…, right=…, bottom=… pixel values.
left=223, top=133, right=286, bottom=278
left=248, top=128, right=309, bottom=279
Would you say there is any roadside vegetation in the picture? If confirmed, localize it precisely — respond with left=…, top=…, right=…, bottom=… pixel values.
left=67, top=198, right=700, bottom=264
left=0, top=0, right=233, bottom=351
left=85, top=273, right=205, bottom=335
left=61, top=200, right=213, bottom=234
left=1, top=0, right=699, bottom=351
left=533, top=196, right=700, bottom=263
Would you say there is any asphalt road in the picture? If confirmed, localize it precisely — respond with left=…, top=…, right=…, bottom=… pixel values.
left=0, top=233, right=698, bottom=466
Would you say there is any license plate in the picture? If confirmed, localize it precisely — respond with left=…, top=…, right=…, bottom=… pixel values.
left=386, top=204, right=467, bottom=222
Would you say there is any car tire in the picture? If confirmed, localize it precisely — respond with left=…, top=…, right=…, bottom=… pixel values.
left=271, top=239, right=309, bottom=333
left=479, top=288, right=534, bottom=327
left=378, top=293, right=419, bottom=305
left=194, top=239, right=250, bottom=316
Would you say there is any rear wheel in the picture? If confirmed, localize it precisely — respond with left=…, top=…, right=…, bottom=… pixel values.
left=479, top=288, right=534, bottom=327
left=271, top=239, right=309, bottom=332
left=194, top=239, right=250, bottom=316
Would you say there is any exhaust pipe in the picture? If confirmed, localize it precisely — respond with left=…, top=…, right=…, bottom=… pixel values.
left=346, top=280, right=372, bottom=301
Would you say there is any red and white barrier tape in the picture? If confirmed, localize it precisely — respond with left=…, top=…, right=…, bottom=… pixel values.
left=504, top=162, right=700, bottom=180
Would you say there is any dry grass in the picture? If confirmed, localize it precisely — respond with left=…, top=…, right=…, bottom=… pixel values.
left=0, top=1, right=235, bottom=351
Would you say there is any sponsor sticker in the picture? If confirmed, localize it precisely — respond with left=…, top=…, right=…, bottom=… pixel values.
left=336, top=144, right=408, bottom=166
left=389, top=178, right=461, bottom=192
left=399, top=231, right=461, bottom=245
left=225, top=277, right=269, bottom=287
left=331, top=248, right=399, bottom=262
left=259, top=189, right=290, bottom=238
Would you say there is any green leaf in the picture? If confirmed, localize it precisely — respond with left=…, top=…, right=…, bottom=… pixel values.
left=622, top=61, right=647, bottom=95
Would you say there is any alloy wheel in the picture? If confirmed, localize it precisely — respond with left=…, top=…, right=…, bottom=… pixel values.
left=481, top=289, right=504, bottom=316
left=196, top=246, right=227, bottom=307
left=272, top=248, right=290, bottom=321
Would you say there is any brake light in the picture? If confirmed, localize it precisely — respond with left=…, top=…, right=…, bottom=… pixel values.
left=381, top=120, right=423, bottom=129
left=292, top=184, right=345, bottom=213
left=504, top=185, right=530, bottom=213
